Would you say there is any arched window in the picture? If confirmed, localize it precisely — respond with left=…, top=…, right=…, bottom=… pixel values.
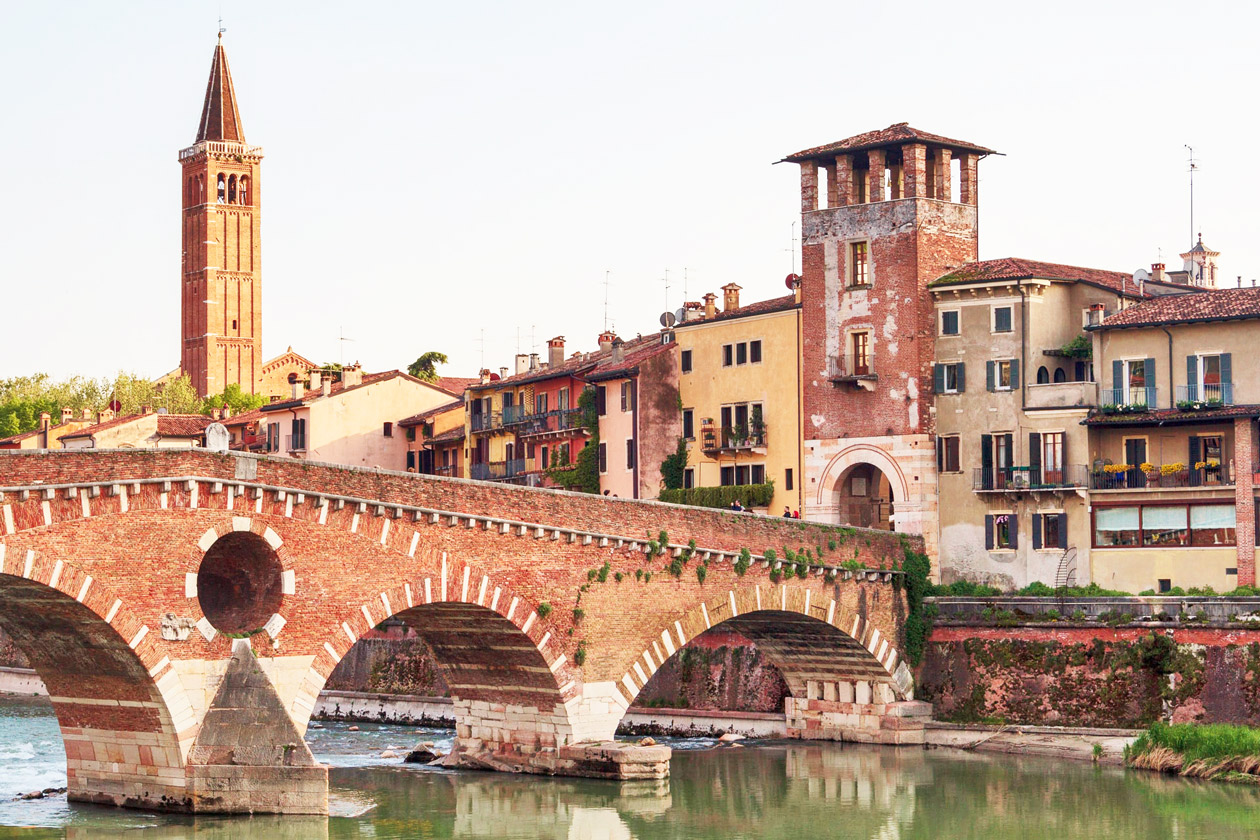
left=197, top=175, right=205, bottom=203
left=238, top=176, right=249, bottom=205
left=217, top=174, right=226, bottom=203
left=227, top=175, right=237, bottom=204
left=1053, top=367, right=1067, bottom=383
left=1036, top=366, right=1050, bottom=384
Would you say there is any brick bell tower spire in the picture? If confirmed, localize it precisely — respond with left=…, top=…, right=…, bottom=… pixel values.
left=179, top=33, right=264, bottom=397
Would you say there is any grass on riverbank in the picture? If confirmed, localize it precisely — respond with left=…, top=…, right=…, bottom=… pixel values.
left=1127, top=722, right=1260, bottom=783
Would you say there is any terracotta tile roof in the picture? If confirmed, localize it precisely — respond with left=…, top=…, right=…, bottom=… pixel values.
left=586, top=336, right=676, bottom=382
left=398, top=399, right=464, bottom=428
left=433, top=377, right=478, bottom=397
left=1096, top=286, right=1260, bottom=330
left=1083, top=404, right=1260, bottom=427
left=0, top=427, right=48, bottom=445
left=260, top=370, right=401, bottom=411
left=196, top=38, right=246, bottom=144
left=427, top=427, right=466, bottom=444
left=674, top=293, right=800, bottom=327
left=60, top=413, right=210, bottom=441
left=157, top=415, right=213, bottom=437
left=782, top=123, right=997, bottom=163
left=930, top=257, right=1193, bottom=297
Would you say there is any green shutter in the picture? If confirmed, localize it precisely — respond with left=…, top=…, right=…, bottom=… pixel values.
left=980, top=434, right=993, bottom=490
left=1010, top=361, right=1020, bottom=390
left=933, top=364, right=945, bottom=394
left=1144, top=357, right=1157, bottom=406
left=1029, top=432, right=1042, bottom=485
left=957, top=363, right=966, bottom=393
left=1032, top=514, right=1042, bottom=550
left=1187, top=355, right=1199, bottom=401
left=986, top=361, right=995, bottom=392
left=984, top=515, right=994, bottom=550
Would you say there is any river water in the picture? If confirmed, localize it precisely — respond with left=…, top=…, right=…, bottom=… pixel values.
left=2, top=694, right=1259, bottom=839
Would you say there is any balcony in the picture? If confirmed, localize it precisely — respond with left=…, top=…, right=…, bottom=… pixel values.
left=1090, top=463, right=1233, bottom=491
left=1098, top=387, right=1158, bottom=414
left=285, top=434, right=306, bottom=453
left=1026, top=380, right=1098, bottom=410
left=1175, top=383, right=1234, bottom=409
left=470, top=458, right=537, bottom=482
left=515, top=408, right=584, bottom=438
left=432, top=464, right=461, bottom=478
left=700, top=425, right=768, bottom=454
left=973, top=465, right=1088, bottom=492
left=830, top=355, right=877, bottom=389
left=470, top=411, right=500, bottom=432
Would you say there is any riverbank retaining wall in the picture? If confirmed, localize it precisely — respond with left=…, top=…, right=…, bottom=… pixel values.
left=920, top=603, right=1260, bottom=728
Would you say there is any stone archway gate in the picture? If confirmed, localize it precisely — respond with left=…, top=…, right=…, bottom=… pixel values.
left=0, top=450, right=924, bottom=814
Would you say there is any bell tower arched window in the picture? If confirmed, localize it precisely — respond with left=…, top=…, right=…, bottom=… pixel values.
left=228, top=175, right=237, bottom=204
left=217, top=174, right=226, bottom=203
left=238, top=176, right=249, bottom=206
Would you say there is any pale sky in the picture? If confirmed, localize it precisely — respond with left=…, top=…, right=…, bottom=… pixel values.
left=2, top=1, right=1256, bottom=382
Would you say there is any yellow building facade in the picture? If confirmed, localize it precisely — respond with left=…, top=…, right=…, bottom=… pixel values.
left=674, top=284, right=803, bottom=515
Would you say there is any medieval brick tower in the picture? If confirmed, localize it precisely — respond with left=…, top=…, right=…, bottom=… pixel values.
left=784, top=124, right=995, bottom=559
left=179, top=35, right=264, bottom=397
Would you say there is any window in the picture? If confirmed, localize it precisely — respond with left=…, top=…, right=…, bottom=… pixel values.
left=985, top=513, right=1016, bottom=550
left=626, top=439, right=635, bottom=470
left=682, top=409, right=694, bottom=439
left=940, top=310, right=960, bottom=336
left=720, top=465, right=735, bottom=486
left=851, top=331, right=870, bottom=375
left=849, top=242, right=869, bottom=287
left=937, top=435, right=960, bottom=473
left=621, top=382, right=632, bottom=412
left=541, top=445, right=550, bottom=468
left=681, top=349, right=693, bottom=373
left=267, top=422, right=279, bottom=452
left=1189, top=353, right=1232, bottom=403
left=1036, top=366, right=1049, bottom=384
left=934, top=362, right=964, bottom=394
left=505, top=442, right=515, bottom=462
left=1035, top=512, right=1066, bottom=550
left=736, top=343, right=748, bottom=365
left=1092, top=504, right=1235, bottom=548
left=987, top=359, right=1018, bottom=391
left=1041, top=432, right=1064, bottom=484
left=785, top=468, right=794, bottom=491
left=751, top=464, right=765, bottom=485
left=598, top=442, right=607, bottom=473
left=383, top=422, right=393, bottom=438
left=722, top=345, right=733, bottom=367
left=993, top=306, right=1013, bottom=333
left=231, top=319, right=238, bottom=331
left=559, top=387, right=570, bottom=410
left=750, top=340, right=762, bottom=363
left=1114, top=358, right=1153, bottom=406
left=536, top=392, right=549, bottom=414
left=683, top=468, right=695, bottom=489
left=596, top=385, right=607, bottom=416
left=290, top=418, right=306, bottom=451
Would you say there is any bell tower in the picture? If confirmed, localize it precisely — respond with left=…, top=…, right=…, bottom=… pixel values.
left=180, top=34, right=264, bottom=397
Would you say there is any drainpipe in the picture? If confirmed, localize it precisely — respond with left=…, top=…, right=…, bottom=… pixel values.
left=1161, top=327, right=1174, bottom=410
left=1018, top=281, right=1029, bottom=413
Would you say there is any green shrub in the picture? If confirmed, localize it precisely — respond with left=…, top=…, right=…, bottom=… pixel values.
left=734, top=548, right=751, bottom=577
left=769, top=568, right=782, bottom=584
left=597, top=561, right=611, bottom=583
left=659, top=483, right=775, bottom=510
left=572, top=607, right=585, bottom=624
left=696, top=566, right=707, bottom=584
left=536, top=602, right=552, bottom=619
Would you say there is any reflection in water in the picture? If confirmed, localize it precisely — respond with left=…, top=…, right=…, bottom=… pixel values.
left=4, top=694, right=1260, bottom=839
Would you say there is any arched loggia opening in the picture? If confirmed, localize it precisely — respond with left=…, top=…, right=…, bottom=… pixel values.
left=834, top=463, right=895, bottom=531
left=0, top=573, right=188, bottom=811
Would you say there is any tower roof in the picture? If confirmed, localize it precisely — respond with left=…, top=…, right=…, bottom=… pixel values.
left=1182, top=234, right=1219, bottom=258
left=195, top=35, right=246, bottom=144
left=780, top=123, right=997, bottom=164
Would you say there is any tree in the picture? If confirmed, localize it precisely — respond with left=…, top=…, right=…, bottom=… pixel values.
left=202, top=384, right=266, bottom=416
left=660, top=437, right=688, bottom=491
left=407, top=351, right=449, bottom=383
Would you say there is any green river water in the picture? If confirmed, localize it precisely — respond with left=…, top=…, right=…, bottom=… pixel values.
left=1, top=694, right=1258, bottom=839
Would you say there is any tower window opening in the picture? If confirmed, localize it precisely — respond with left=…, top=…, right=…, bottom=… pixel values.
left=951, top=155, right=962, bottom=203
left=197, top=174, right=205, bottom=203
left=217, top=174, right=226, bottom=203
left=239, top=176, right=249, bottom=205
left=228, top=175, right=237, bottom=204
left=855, top=166, right=868, bottom=204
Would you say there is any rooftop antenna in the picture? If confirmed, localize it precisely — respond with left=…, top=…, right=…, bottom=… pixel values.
left=784, top=221, right=798, bottom=274
left=683, top=267, right=689, bottom=302
left=1185, top=145, right=1197, bottom=248
left=218, top=9, right=226, bottom=39
left=663, top=268, right=671, bottom=312
left=475, top=329, right=485, bottom=368
left=603, top=270, right=611, bottom=331
left=337, top=326, right=355, bottom=366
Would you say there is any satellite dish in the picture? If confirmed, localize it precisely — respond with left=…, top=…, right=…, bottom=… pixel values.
left=659, top=311, right=677, bottom=328
left=675, top=308, right=686, bottom=324
left=1132, top=268, right=1150, bottom=283
left=785, top=273, right=801, bottom=289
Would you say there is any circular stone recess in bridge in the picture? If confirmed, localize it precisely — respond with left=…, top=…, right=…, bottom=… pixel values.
left=196, top=531, right=284, bottom=635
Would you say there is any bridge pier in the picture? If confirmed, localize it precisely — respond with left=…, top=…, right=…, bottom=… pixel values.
left=785, top=680, right=931, bottom=745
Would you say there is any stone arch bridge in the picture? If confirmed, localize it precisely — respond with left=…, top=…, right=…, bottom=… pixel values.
left=0, top=450, right=924, bottom=814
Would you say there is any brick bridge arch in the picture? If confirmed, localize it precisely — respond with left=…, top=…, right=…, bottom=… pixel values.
left=0, top=549, right=191, bottom=811
left=0, top=449, right=924, bottom=812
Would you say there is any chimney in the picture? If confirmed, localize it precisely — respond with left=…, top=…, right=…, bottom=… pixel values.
left=499, top=367, right=508, bottom=380
left=221, top=404, right=232, bottom=420
left=140, top=405, right=152, bottom=415
left=322, top=378, right=332, bottom=397
left=548, top=336, right=565, bottom=368
left=703, top=293, right=717, bottom=319
left=529, top=353, right=540, bottom=371
left=342, top=365, right=363, bottom=388
left=479, top=368, right=492, bottom=385
left=611, top=339, right=624, bottom=364
left=684, top=301, right=703, bottom=322
left=81, top=408, right=92, bottom=421
left=309, top=369, right=322, bottom=391
left=210, top=408, right=221, bottom=421
left=721, top=283, right=742, bottom=312
left=598, top=331, right=617, bottom=352
left=290, top=377, right=302, bottom=400
left=1151, top=262, right=1166, bottom=283
left=790, top=275, right=802, bottom=304
left=515, top=354, right=530, bottom=375
left=60, top=407, right=73, bottom=424
left=99, top=408, right=115, bottom=423
left=39, top=412, right=51, bottom=431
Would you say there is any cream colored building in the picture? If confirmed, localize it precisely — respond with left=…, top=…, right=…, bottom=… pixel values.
left=59, top=411, right=211, bottom=450
left=929, top=258, right=1191, bottom=588
left=673, top=283, right=803, bottom=514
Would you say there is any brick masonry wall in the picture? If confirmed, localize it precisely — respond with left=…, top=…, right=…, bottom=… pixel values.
left=920, top=625, right=1260, bottom=728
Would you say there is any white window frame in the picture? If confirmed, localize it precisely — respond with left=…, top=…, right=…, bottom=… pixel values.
left=995, top=359, right=1014, bottom=391
left=939, top=309, right=961, bottom=337
left=942, top=361, right=961, bottom=394
left=991, top=305, right=1014, bottom=334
